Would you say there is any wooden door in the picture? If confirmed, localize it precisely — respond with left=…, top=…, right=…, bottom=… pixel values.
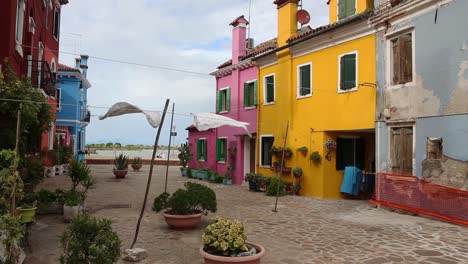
left=391, top=127, right=413, bottom=175
left=249, top=137, right=256, bottom=173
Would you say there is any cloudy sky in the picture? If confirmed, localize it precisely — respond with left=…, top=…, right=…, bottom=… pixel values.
left=59, top=0, right=328, bottom=145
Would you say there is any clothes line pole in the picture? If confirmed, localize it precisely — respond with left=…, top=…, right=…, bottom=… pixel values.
left=163, top=103, right=175, bottom=193
left=131, top=99, right=170, bottom=249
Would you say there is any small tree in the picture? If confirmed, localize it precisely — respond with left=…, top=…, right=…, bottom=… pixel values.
left=177, top=142, right=192, bottom=168
left=60, top=215, right=121, bottom=264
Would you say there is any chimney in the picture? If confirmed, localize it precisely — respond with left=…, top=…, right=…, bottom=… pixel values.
left=230, top=15, right=249, bottom=64
left=79, top=54, right=89, bottom=77
left=75, top=58, right=81, bottom=68
left=274, top=0, right=299, bottom=46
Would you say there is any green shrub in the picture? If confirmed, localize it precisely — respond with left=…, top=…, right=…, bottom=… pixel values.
left=153, top=182, right=217, bottom=215
left=202, top=216, right=248, bottom=256
left=266, top=177, right=286, bottom=196
left=60, top=215, right=121, bottom=264
left=21, top=156, right=44, bottom=186
left=0, top=214, right=24, bottom=264
left=37, top=189, right=58, bottom=205
left=131, top=157, right=142, bottom=164
left=309, top=151, right=322, bottom=163
left=114, top=154, right=128, bottom=170
left=177, top=142, right=192, bottom=168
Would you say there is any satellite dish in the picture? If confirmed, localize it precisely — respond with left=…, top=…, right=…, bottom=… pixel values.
left=297, top=9, right=311, bottom=25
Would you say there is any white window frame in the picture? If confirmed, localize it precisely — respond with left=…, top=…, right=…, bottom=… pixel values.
left=297, top=62, right=312, bottom=99
left=263, top=73, right=276, bottom=105
left=218, top=86, right=229, bottom=114
left=244, top=79, right=257, bottom=109
left=386, top=122, right=416, bottom=176
left=52, top=8, right=60, bottom=41
left=337, top=51, right=359, bottom=93
left=259, top=134, right=274, bottom=167
left=15, top=0, right=26, bottom=56
left=337, top=0, right=358, bottom=21
left=197, top=138, right=207, bottom=161
left=216, top=137, right=228, bottom=164
left=385, top=27, right=416, bottom=90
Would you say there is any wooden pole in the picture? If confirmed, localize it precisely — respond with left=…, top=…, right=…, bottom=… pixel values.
left=163, top=103, right=175, bottom=193
left=15, top=110, right=21, bottom=153
left=130, top=99, right=170, bottom=249
left=11, top=110, right=21, bottom=214
left=273, top=120, right=289, bottom=213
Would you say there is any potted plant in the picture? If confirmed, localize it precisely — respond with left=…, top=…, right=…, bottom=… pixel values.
left=63, top=190, right=81, bottom=222
left=54, top=147, right=64, bottom=176
left=113, top=154, right=129, bottom=178
left=21, top=156, right=44, bottom=192
left=67, top=159, right=96, bottom=214
left=283, top=147, right=293, bottom=158
left=60, top=215, right=121, bottom=264
left=292, top=167, right=303, bottom=178
left=309, top=151, right=322, bottom=164
left=324, top=139, right=337, bottom=161
left=43, top=149, right=56, bottom=177
left=297, top=146, right=308, bottom=156
left=16, top=192, right=37, bottom=223
left=266, top=177, right=286, bottom=197
left=37, top=189, right=64, bottom=215
left=244, top=173, right=259, bottom=191
left=198, top=167, right=213, bottom=181
left=60, top=145, right=73, bottom=174
left=210, top=174, right=224, bottom=184
left=200, top=216, right=265, bottom=264
left=178, top=142, right=192, bottom=177
left=131, top=157, right=143, bottom=171
left=223, top=173, right=232, bottom=185
left=152, top=182, right=217, bottom=229
left=293, top=183, right=301, bottom=196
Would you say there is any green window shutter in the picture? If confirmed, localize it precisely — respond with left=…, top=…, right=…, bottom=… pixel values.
left=300, top=65, right=311, bottom=96
left=243, top=83, right=248, bottom=107
left=197, top=140, right=201, bottom=160
left=221, top=139, right=226, bottom=161
left=217, top=91, right=222, bottom=113
left=346, top=0, right=356, bottom=17
left=253, top=81, right=258, bottom=106
left=226, top=89, right=231, bottom=111
left=216, top=139, right=220, bottom=161
left=266, top=76, right=274, bottom=102
left=338, top=0, right=346, bottom=20
left=341, top=54, right=356, bottom=90
left=204, top=140, right=207, bottom=160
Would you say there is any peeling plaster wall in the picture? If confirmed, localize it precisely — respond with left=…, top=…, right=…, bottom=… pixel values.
left=375, top=0, right=468, bottom=185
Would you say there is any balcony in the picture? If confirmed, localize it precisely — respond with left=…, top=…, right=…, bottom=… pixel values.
left=25, top=60, right=57, bottom=97
left=82, top=110, right=91, bottom=123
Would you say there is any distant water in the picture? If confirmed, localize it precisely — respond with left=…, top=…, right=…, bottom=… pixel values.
left=88, top=149, right=180, bottom=160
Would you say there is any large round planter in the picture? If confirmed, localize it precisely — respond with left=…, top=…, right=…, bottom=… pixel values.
left=63, top=205, right=80, bottom=222
left=200, top=242, right=265, bottom=264
left=131, top=163, right=142, bottom=171
left=113, top=169, right=128, bottom=178
left=16, top=207, right=37, bottom=223
left=162, top=210, right=203, bottom=229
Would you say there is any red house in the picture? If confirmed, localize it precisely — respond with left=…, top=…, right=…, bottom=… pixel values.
left=0, top=0, right=69, bottom=151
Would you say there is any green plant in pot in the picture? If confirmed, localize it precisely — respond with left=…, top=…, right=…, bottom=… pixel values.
left=63, top=190, right=81, bottom=222
left=60, top=215, right=121, bottom=264
left=16, top=192, right=37, bottom=223
left=113, top=154, right=129, bottom=179
left=153, top=182, right=217, bottom=229
left=200, top=216, right=265, bottom=263
left=37, top=189, right=63, bottom=215
left=292, top=167, right=303, bottom=178
left=309, top=151, right=322, bottom=164
left=266, top=177, right=286, bottom=197
left=178, top=142, right=192, bottom=177
left=223, top=173, right=232, bottom=185
left=293, top=183, right=301, bottom=196
left=130, top=156, right=143, bottom=172
left=21, top=156, right=44, bottom=191
left=67, top=159, right=96, bottom=215
left=244, top=173, right=261, bottom=192
left=297, top=146, right=308, bottom=156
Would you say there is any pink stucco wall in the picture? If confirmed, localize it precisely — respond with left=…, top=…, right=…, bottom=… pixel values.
left=187, top=128, right=216, bottom=170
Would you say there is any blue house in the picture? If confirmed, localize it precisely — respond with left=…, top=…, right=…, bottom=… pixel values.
left=56, top=55, right=92, bottom=160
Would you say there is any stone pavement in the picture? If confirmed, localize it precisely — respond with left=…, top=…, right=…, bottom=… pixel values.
left=25, top=165, right=468, bottom=264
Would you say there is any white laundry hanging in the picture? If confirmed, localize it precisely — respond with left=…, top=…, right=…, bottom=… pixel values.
left=99, top=102, right=161, bottom=128
left=191, top=112, right=251, bottom=137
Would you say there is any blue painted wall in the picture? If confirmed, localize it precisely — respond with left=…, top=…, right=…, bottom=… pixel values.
left=374, top=0, right=468, bottom=178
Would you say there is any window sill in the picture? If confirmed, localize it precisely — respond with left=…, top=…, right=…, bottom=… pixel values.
left=15, top=44, right=23, bottom=57
left=218, top=111, right=229, bottom=114
left=387, top=82, right=415, bottom=90
left=217, top=161, right=226, bottom=164
left=263, top=102, right=275, bottom=106
left=259, top=165, right=271, bottom=168
left=296, top=94, right=312, bottom=99
left=337, top=88, right=358, bottom=94
left=197, top=159, right=206, bottom=162
left=244, top=106, right=256, bottom=110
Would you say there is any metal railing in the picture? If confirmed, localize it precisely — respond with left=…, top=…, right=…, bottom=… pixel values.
left=82, top=110, right=91, bottom=123
left=25, top=60, right=57, bottom=97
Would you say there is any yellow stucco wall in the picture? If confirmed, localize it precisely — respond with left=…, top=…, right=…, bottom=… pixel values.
left=256, top=33, right=376, bottom=198
left=329, top=0, right=373, bottom=24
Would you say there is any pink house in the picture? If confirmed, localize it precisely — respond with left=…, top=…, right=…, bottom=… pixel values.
left=187, top=16, right=276, bottom=184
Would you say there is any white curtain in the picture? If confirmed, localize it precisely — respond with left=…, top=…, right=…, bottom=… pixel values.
left=192, top=112, right=251, bottom=137
left=99, top=102, right=161, bottom=128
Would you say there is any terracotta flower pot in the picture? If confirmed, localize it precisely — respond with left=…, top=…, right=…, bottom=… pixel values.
left=200, top=242, right=266, bottom=264
left=113, top=169, right=128, bottom=179
left=162, top=210, right=203, bottom=229
left=131, top=163, right=142, bottom=171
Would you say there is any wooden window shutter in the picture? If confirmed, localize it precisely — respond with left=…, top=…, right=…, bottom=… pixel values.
left=226, top=89, right=231, bottom=111
left=338, top=0, right=346, bottom=20
left=217, top=91, right=222, bottom=113
left=392, top=39, right=401, bottom=85
left=216, top=139, right=220, bottom=161
left=253, top=81, right=258, bottom=105
left=401, top=128, right=413, bottom=175
left=402, top=34, right=413, bottom=83
left=203, top=140, right=207, bottom=160
left=346, top=0, right=355, bottom=17
left=341, top=54, right=356, bottom=90
left=243, top=83, right=248, bottom=107
left=197, top=140, right=202, bottom=160
left=300, top=65, right=311, bottom=95
left=391, top=128, right=401, bottom=173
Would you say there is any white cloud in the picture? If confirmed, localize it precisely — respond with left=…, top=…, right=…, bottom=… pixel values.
left=59, top=0, right=328, bottom=145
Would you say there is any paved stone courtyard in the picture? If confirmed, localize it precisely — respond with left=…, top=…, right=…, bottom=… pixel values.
left=25, top=165, right=468, bottom=264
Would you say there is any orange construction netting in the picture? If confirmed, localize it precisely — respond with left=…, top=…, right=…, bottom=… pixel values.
left=371, top=173, right=468, bottom=226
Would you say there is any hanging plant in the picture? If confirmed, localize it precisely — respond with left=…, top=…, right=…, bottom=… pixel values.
left=324, top=140, right=337, bottom=161
left=297, top=146, right=308, bottom=156
left=309, top=151, right=322, bottom=164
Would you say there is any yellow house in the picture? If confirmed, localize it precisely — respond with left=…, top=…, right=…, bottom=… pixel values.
left=254, top=0, right=376, bottom=198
